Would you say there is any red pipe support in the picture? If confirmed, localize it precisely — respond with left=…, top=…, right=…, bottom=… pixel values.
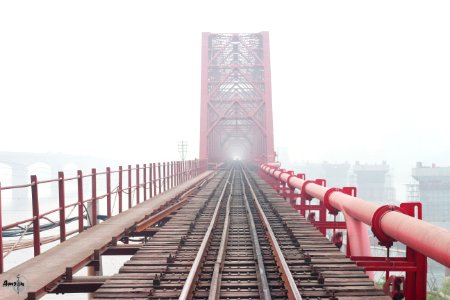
left=261, top=164, right=450, bottom=268
left=58, top=171, right=66, bottom=242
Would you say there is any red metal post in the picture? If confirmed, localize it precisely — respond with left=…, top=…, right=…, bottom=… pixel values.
left=186, top=161, right=189, bottom=180
left=31, top=175, right=41, bottom=256
left=170, top=161, right=175, bottom=188
left=77, top=170, right=84, bottom=233
left=163, top=162, right=166, bottom=192
left=149, top=163, right=153, bottom=198
left=91, top=168, right=97, bottom=226
left=136, top=164, right=140, bottom=204
left=106, top=167, right=111, bottom=218
left=176, top=161, right=179, bottom=185
left=168, top=162, right=171, bottom=188
left=182, top=161, right=184, bottom=183
left=153, top=163, right=157, bottom=197
left=178, top=161, right=181, bottom=185
left=143, top=164, right=147, bottom=201
left=58, top=171, right=66, bottom=242
left=188, top=161, right=191, bottom=179
left=182, top=161, right=185, bottom=182
left=158, top=163, right=161, bottom=195
left=118, top=166, right=123, bottom=213
left=168, top=162, right=171, bottom=189
left=0, top=184, right=3, bottom=273
left=128, top=165, right=132, bottom=208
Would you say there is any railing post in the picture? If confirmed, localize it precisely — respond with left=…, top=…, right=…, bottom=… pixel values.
left=167, top=162, right=170, bottom=189
left=163, top=162, right=166, bottom=192
left=181, top=161, right=184, bottom=183
left=136, top=164, right=140, bottom=204
left=171, top=161, right=174, bottom=188
left=77, top=170, right=84, bottom=233
left=0, top=183, right=3, bottom=273
left=58, top=171, right=66, bottom=242
left=188, top=161, right=191, bottom=179
left=158, top=163, right=161, bottom=195
left=153, top=163, right=157, bottom=197
left=106, top=167, right=111, bottom=218
left=118, top=166, right=123, bottom=213
left=143, top=164, right=147, bottom=201
left=149, top=163, right=153, bottom=198
left=91, top=168, right=97, bottom=226
left=128, top=165, right=132, bottom=209
left=30, top=175, right=41, bottom=257
left=176, top=161, right=179, bottom=186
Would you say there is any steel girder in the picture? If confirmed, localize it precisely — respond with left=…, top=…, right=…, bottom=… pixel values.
left=200, top=32, right=275, bottom=164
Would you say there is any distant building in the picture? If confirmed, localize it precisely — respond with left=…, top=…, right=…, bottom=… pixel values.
left=412, top=162, right=450, bottom=223
left=353, top=161, right=396, bottom=205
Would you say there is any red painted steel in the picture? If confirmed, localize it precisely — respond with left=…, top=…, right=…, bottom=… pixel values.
left=143, top=164, right=147, bottom=201
left=0, top=160, right=206, bottom=274
left=118, top=166, right=123, bottom=213
left=199, top=32, right=275, bottom=163
left=77, top=170, right=84, bottom=233
left=127, top=165, right=132, bottom=209
left=158, top=163, right=161, bottom=194
left=0, top=184, right=3, bottom=273
left=152, top=163, right=157, bottom=197
left=31, top=175, right=41, bottom=257
left=163, top=162, right=166, bottom=192
left=136, top=164, right=140, bottom=204
left=261, top=164, right=450, bottom=268
left=91, top=168, right=97, bottom=226
left=149, top=163, right=153, bottom=198
left=58, top=171, right=66, bottom=242
left=106, top=167, right=112, bottom=218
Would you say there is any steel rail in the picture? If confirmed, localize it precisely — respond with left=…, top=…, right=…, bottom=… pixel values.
left=179, top=169, right=234, bottom=300
left=208, top=171, right=234, bottom=300
left=242, top=168, right=302, bottom=300
left=240, top=171, right=272, bottom=299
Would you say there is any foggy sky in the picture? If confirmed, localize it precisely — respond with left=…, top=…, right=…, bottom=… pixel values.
left=1, top=1, right=449, bottom=180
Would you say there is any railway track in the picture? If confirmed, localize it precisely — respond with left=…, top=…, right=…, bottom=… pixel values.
left=94, top=164, right=387, bottom=299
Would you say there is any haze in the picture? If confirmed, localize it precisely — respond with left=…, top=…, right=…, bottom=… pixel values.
left=1, top=1, right=449, bottom=196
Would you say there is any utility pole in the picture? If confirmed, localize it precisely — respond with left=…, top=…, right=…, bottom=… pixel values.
left=178, top=141, right=188, bottom=161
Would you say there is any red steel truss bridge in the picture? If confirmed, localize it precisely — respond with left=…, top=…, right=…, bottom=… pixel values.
left=0, top=32, right=449, bottom=300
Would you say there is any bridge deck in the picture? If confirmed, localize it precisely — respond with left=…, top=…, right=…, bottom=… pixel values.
left=0, top=171, right=213, bottom=300
left=92, top=168, right=388, bottom=299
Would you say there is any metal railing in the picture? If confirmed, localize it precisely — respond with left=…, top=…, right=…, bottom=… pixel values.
left=0, top=159, right=208, bottom=273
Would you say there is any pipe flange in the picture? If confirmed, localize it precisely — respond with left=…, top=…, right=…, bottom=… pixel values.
left=323, top=188, right=341, bottom=216
left=286, top=174, right=298, bottom=189
left=371, top=205, right=407, bottom=248
left=301, top=180, right=315, bottom=201
left=277, top=169, right=287, bottom=180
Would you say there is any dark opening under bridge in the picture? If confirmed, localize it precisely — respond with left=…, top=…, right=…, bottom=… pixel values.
left=0, top=32, right=449, bottom=300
